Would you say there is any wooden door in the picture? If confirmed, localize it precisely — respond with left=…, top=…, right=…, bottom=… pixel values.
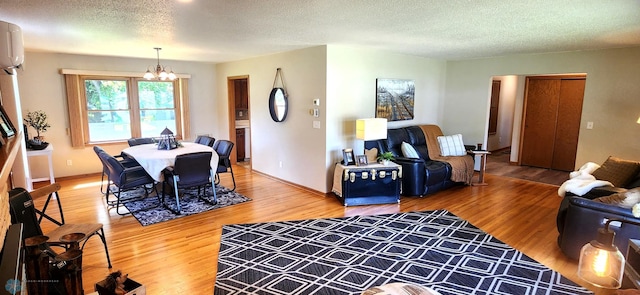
left=236, top=128, right=245, bottom=161
left=552, top=78, right=585, bottom=171
left=521, top=78, right=561, bottom=168
left=520, top=76, right=585, bottom=171
left=488, top=80, right=501, bottom=135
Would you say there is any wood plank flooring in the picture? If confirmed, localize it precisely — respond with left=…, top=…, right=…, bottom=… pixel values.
left=32, top=164, right=611, bottom=294
left=485, top=149, right=570, bottom=186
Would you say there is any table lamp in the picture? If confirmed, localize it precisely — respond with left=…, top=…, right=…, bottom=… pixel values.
left=158, top=127, right=178, bottom=150
left=577, top=218, right=639, bottom=289
left=356, top=118, right=388, bottom=153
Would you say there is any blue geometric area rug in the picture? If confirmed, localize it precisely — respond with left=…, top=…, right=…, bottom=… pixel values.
left=122, top=185, right=250, bottom=226
left=213, top=210, right=591, bottom=295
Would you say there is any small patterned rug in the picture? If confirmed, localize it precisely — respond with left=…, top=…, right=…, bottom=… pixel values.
left=214, top=210, right=591, bottom=295
left=121, top=185, right=250, bottom=226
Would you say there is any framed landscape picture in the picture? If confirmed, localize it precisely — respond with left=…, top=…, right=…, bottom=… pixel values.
left=375, top=78, right=415, bottom=121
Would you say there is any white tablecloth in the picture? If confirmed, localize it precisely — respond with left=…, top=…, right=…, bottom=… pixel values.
left=122, top=142, right=219, bottom=182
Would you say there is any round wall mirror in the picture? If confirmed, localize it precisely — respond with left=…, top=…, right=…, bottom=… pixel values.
left=269, top=87, right=288, bottom=122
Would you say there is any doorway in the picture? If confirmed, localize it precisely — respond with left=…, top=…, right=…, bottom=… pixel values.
left=227, top=76, right=250, bottom=166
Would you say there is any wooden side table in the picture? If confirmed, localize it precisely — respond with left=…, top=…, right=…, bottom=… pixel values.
left=623, top=239, right=640, bottom=289
left=468, top=150, right=490, bottom=186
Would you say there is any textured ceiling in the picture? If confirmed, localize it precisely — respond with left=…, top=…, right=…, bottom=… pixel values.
left=0, top=0, right=639, bottom=63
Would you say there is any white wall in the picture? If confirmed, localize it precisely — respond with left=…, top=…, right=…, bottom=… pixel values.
left=216, top=46, right=328, bottom=192
left=17, top=46, right=640, bottom=190
left=325, top=46, right=447, bottom=190
left=444, top=47, right=640, bottom=168
left=16, top=52, right=216, bottom=178
left=216, top=45, right=447, bottom=192
left=486, top=75, right=517, bottom=152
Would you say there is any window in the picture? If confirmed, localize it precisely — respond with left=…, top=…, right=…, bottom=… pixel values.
left=85, top=79, right=132, bottom=142
left=63, top=70, right=190, bottom=147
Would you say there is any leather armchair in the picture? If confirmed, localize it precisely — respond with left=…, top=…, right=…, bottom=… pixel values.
left=558, top=196, right=640, bottom=260
left=556, top=170, right=640, bottom=259
left=365, top=125, right=460, bottom=196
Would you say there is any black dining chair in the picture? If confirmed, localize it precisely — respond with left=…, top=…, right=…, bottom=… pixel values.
left=127, top=137, right=155, bottom=146
left=195, top=135, right=215, bottom=147
left=99, top=151, right=159, bottom=215
left=93, top=146, right=140, bottom=195
left=214, top=140, right=236, bottom=191
left=162, top=151, right=217, bottom=214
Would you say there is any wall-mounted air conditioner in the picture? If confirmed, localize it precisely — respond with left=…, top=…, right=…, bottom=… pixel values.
left=0, top=20, right=24, bottom=70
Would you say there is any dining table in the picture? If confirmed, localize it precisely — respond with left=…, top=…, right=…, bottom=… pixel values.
left=122, top=142, right=219, bottom=182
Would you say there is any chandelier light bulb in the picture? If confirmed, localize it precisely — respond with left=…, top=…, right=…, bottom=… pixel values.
left=144, top=47, right=176, bottom=81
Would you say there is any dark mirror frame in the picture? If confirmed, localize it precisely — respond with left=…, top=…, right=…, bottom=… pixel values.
left=269, top=87, right=288, bottom=122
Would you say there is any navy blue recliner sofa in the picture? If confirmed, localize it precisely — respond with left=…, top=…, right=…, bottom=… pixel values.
left=364, top=125, right=472, bottom=196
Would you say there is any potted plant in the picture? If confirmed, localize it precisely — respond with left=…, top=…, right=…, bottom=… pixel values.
left=24, top=110, right=51, bottom=144
left=377, top=151, right=395, bottom=165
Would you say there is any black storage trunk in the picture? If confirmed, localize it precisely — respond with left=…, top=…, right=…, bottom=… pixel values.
left=336, top=164, right=401, bottom=206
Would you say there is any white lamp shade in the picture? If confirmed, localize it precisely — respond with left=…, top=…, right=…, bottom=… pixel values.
left=356, top=118, right=388, bottom=140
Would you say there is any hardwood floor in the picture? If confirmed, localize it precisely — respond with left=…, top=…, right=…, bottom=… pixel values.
left=485, top=148, right=570, bottom=186
left=32, top=164, right=610, bottom=294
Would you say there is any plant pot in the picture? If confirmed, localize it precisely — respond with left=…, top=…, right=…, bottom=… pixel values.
left=382, top=159, right=390, bottom=165
left=28, top=141, right=49, bottom=150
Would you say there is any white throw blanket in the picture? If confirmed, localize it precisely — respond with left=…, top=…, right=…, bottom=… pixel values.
left=558, top=162, right=613, bottom=197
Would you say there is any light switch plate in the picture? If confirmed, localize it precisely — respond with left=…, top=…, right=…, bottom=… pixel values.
left=313, top=121, right=321, bottom=129
left=587, top=121, right=594, bottom=129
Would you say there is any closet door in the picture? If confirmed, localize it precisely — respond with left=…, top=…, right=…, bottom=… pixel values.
left=552, top=78, right=585, bottom=171
left=520, top=78, right=561, bottom=168
left=520, top=76, right=585, bottom=171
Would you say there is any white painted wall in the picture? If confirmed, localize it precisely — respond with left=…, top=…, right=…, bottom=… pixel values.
left=16, top=52, right=216, bottom=178
left=215, top=46, right=328, bottom=192
left=486, top=75, right=517, bottom=152
left=325, top=45, right=447, bottom=190
left=444, top=47, right=640, bottom=168
left=216, top=45, right=447, bottom=192
left=14, top=46, right=640, bottom=191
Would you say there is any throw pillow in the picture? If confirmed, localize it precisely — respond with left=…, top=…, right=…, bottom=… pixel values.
left=365, top=148, right=378, bottom=163
left=401, top=142, right=419, bottom=158
left=437, top=134, right=466, bottom=156
left=591, top=156, right=640, bottom=187
left=593, top=188, right=640, bottom=209
left=361, top=283, right=442, bottom=295
left=633, top=203, right=640, bottom=218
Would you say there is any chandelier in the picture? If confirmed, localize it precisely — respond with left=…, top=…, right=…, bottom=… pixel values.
left=143, top=47, right=176, bottom=81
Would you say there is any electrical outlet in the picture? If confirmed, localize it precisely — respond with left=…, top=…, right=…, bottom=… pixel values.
left=586, top=121, right=594, bottom=129
left=66, top=160, right=72, bottom=166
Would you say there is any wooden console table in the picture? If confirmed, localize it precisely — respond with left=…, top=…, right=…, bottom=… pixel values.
left=468, top=150, right=490, bottom=186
